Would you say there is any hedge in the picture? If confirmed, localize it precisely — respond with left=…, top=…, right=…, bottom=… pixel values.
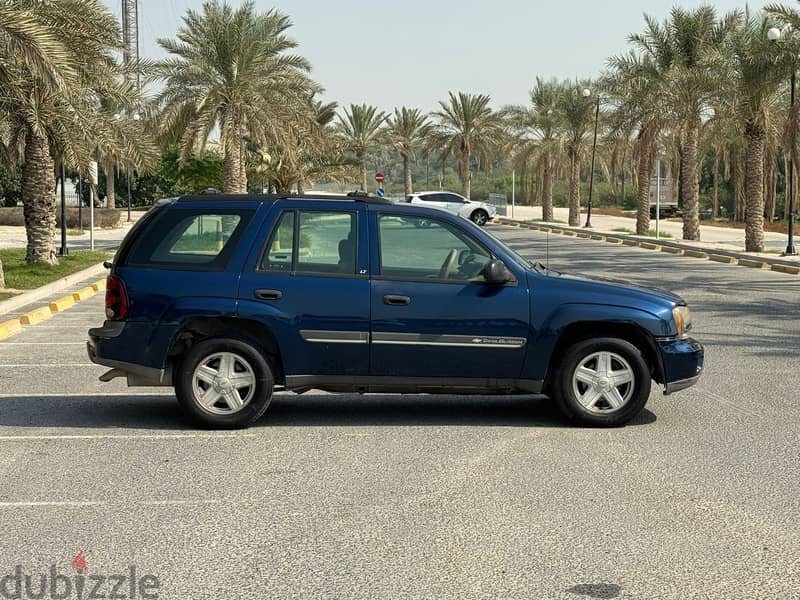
left=0, top=207, right=122, bottom=229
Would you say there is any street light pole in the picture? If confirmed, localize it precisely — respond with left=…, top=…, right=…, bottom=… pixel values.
left=127, top=168, right=132, bottom=222
left=768, top=25, right=798, bottom=255
left=58, top=160, right=68, bottom=256
left=585, top=94, right=600, bottom=228
left=788, top=71, right=797, bottom=255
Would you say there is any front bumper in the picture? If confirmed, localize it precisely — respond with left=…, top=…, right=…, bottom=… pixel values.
left=658, top=336, right=704, bottom=395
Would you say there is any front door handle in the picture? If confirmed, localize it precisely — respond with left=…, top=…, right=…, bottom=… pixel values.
left=383, top=294, right=411, bottom=306
left=255, top=289, right=283, bottom=301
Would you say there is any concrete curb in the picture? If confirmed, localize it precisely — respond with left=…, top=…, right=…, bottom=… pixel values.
left=498, top=218, right=800, bottom=276
left=0, top=262, right=107, bottom=316
left=0, top=274, right=106, bottom=341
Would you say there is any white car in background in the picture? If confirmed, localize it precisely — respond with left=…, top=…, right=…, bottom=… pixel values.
left=404, top=191, right=497, bottom=226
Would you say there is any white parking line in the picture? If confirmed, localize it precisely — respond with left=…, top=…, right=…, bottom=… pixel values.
left=0, top=364, right=96, bottom=367
left=0, top=499, right=243, bottom=508
left=0, top=433, right=256, bottom=440
left=0, top=392, right=172, bottom=398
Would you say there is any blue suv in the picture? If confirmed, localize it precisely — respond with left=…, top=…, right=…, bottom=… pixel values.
left=87, top=193, right=703, bottom=429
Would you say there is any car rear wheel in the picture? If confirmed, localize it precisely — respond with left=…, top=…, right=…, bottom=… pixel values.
left=175, top=337, right=274, bottom=429
left=551, top=337, right=651, bottom=427
left=470, top=209, right=489, bottom=226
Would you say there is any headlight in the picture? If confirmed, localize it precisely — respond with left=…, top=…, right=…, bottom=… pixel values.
left=672, top=306, right=692, bottom=337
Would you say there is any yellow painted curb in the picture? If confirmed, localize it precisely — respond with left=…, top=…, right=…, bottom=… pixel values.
left=20, top=306, right=53, bottom=325
left=72, top=286, right=96, bottom=301
left=606, top=238, right=624, bottom=245
left=576, top=232, right=590, bottom=239
left=771, top=264, right=800, bottom=275
left=660, top=246, right=683, bottom=255
left=91, top=279, right=107, bottom=292
left=738, top=259, right=769, bottom=269
left=684, top=250, right=709, bottom=259
left=590, top=234, right=606, bottom=241
left=49, top=295, right=75, bottom=312
left=709, top=254, right=737, bottom=264
left=562, top=231, right=577, bottom=237
left=0, top=319, right=22, bottom=340
left=640, top=242, right=661, bottom=250
left=622, top=239, right=638, bottom=246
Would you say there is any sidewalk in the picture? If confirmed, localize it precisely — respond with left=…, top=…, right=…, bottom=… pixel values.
left=0, top=211, right=143, bottom=250
left=507, top=205, right=800, bottom=263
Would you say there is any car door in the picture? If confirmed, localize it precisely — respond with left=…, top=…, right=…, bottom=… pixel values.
left=237, top=200, right=370, bottom=377
left=440, top=193, right=470, bottom=218
left=418, top=193, right=450, bottom=213
left=368, top=209, right=530, bottom=380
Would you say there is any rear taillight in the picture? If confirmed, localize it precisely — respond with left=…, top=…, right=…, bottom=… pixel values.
left=105, top=275, right=129, bottom=320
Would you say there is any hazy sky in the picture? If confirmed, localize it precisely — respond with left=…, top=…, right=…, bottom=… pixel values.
left=101, top=0, right=772, bottom=112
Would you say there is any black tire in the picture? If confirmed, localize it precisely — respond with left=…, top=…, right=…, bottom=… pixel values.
left=175, top=337, right=274, bottom=429
left=551, top=337, right=651, bottom=427
left=471, top=209, right=489, bottom=226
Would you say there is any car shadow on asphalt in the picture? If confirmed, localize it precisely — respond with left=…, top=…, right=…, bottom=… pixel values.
left=0, top=394, right=657, bottom=430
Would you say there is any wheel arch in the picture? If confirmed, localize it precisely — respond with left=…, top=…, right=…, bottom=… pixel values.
left=167, top=316, right=285, bottom=384
left=544, top=321, right=665, bottom=389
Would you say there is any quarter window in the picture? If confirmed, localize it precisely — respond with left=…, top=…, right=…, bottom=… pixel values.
left=379, top=215, right=490, bottom=281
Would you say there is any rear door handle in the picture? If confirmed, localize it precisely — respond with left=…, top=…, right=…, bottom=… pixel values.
left=383, top=294, right=411, bottom=306
left=255, top=289, right=283, bottom=301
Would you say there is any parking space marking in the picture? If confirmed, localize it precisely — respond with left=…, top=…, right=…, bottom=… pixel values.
left=0, top=392, right=173, bottom=398
left=0, top=363, right=96, bottom=367
left=0, top=433, right=256, bottom=440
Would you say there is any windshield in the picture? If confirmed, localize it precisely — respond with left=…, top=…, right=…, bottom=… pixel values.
left=483, top=228, right=534, bottom=270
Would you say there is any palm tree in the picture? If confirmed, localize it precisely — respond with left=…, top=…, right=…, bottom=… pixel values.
left=337, top=104, right=387, bottom=191
left=630, top=7, right=741, bottom=240
left=155, top=1, right=317, bottom=194
left=725, top=14, right=787, bottom=251
left=605, top=51, right=668, bottom=234
left=386, top=108, right=430, bottom=196
left=0, top=0, right=155, bottom=264
left=557, top=81, right=597, bottom=226
left=505, top=78, right=562, bottom=221
left=432, top=92, right=504, bottom=198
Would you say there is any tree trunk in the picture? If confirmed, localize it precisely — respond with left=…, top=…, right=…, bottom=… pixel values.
left=0, top=260, right=5, bottom=289
left=712, top=156, right=719, bottom=220
left=403, top=154, right=412, bottom=196
left=681, top=120, right=701, bottom=240
left=297, top=179, right=305, bottom=195
left=636, top=148, right=653, bottom=235
left=733, top=150, right=745, bottom=223
left=224, top=135, right=246, bottom=193
left=636, top=125, right=655, bottom=235
left=22, top=130, right=57, bottom=265
left=568, top=147, right=580, bottom=226
left=460, top=149, right=471, bottom=198
left=358, top=152, right=367, bottom=192
left=542, top=156, right=554, bottom=222
left=104, top=157, right=116, bottom=209
left=744, top=125, right=766, bottom=252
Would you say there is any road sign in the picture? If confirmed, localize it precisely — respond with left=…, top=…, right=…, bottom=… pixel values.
left=375, top=172, right=384, bottom=183
left=376, top=188, right=385, bottom=198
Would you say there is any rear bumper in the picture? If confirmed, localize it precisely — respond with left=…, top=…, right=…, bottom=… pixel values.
left=87, top=321, right=172, bottom=386
left=658, top=337, right=704, bottom=395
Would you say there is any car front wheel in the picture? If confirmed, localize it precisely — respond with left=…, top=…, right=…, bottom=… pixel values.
left=470, top=209, right=489, bottom=226
left=175, top=337, right=274, bottom=429
left=551, top=337, right=651, bottom=427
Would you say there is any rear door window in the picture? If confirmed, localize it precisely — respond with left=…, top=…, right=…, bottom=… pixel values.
left=126, top=209, right=254, bottom=270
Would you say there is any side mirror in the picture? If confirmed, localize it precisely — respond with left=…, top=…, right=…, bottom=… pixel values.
left=484, top=258, right=510, bottom=284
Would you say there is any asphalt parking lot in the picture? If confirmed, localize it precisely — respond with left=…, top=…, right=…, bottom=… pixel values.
left=0, top=224, right=798, bottom=600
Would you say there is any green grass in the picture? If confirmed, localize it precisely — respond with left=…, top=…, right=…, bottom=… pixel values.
left=0, top=248, right=111, bottom=290
left=0, top=291, right=17, bottom=301
left=611, top=227, right=673, bottom=239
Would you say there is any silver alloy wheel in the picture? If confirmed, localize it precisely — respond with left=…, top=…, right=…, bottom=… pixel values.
left=472, top=211, right=488, bottom=225
left=191, top=352, right=257, bottom=415
left=571, top=351, right=635, bottom=414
